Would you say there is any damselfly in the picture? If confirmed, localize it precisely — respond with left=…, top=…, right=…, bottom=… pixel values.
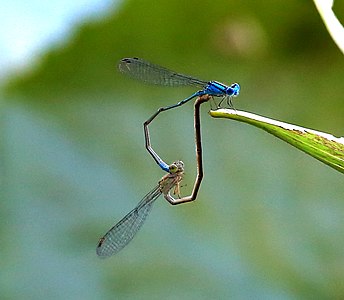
left=118, top=57, right=240, bottom=172
left=97, top=96, right=210, bottom=257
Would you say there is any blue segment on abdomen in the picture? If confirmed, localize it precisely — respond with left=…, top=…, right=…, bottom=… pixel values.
left=159, top=161, right=170, bottom=172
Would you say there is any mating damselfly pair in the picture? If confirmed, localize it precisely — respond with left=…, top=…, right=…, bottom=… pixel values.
left=96, top=57, right=240, bottom=257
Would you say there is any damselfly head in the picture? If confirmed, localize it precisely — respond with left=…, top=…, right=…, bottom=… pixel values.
left=227, top=83, right=240, bottom=97
left=168, top=160, right=184, bottom=174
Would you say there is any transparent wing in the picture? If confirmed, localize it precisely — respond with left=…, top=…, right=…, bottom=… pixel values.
left=96, top=185, right=161, bottom=258
left=118, top=57, right=207, bottom=88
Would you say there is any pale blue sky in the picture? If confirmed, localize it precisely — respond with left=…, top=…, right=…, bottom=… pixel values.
left=0, top=0, right=115, bottom=77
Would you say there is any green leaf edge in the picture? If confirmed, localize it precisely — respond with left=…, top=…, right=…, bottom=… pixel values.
left=209, top=109, right=344, bottom=174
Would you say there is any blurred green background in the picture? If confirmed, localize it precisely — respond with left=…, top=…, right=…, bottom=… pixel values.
left=2, top=0, right=344, bottom=299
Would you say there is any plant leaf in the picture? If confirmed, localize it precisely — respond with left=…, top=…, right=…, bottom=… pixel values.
left=210, top=108, right=344, bottom=174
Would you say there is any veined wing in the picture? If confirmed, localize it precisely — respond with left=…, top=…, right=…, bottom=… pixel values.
left=96, top=185, right=161, bottom=257
left=118, top=57, right=207, bottom=88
